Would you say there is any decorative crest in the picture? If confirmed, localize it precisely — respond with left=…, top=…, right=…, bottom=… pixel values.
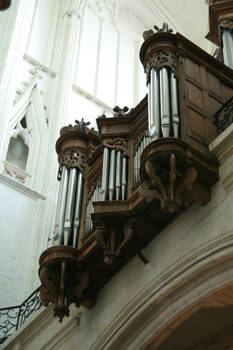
left=113, top=106, right=129, bottom=118
left=60, top=118, right=91, bottom=136
left=143, top=23, right=173, bottom=40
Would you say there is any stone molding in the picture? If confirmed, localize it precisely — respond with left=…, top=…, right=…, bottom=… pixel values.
left=89, top=231, right=233, bottom=350
left=209, top=123, right=233, bottom=192
left=0, top=173, right=46, bottom=200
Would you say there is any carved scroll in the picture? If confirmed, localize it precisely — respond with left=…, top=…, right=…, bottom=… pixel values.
left=140, top=153, right=208, bottom=213
left=59, top=149, right=87, bottom=172
left=145, top=51, right=177, bottom=85
left=94, top=219, right=134, bottom=265
left=102, top=137, right=129, bottom=156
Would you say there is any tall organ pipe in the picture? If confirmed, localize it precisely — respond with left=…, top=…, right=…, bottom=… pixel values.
left=64, top=168, right=77, bottom=245
left=101, top=147, right=110, bottom=200
left=149, top=68, right=160, bottom=139
left=222, top=28, right=233, bottom=70
left=121, top=157, right=127, bottom=200
left=58, top=167, right=69, bottom=244
left=170, top=72, right=180, bottom=138
left=73, top=171, right=83, bottom=247
left=109, top=149, right=116, bottom=201
left=54, top=166, right=64, bottom=239
left=116, top=150, right=122, bottom=200
left=160, top=68, right=170, bottom=137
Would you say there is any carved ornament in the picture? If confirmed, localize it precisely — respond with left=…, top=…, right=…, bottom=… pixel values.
left=140, top=153, right=209, bottom=213
left=220, top=19, right=233, bottom=31
left=93, top=219, right=134, bottom=265
left=143, top=23, right=173, bottom=40
left=134, top=129, right=149, bottom=153
left=60, top=119, right=91, bottom=136
left=213, top=97, right=233, bottom=134
left=145, top=51, right=177, bottom=85
left=103, top=137, right=129, bottom=156
left=39, top=247, right=91, bottom=322
left=87, top=176, right=102, bottom=201
left=59, top=148, right=87, bottom=172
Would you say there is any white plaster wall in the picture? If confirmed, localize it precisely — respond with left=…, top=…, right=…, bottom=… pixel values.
left=0, top=183, right=43, bottom=307
left=26, top=0, right=61, bottom=67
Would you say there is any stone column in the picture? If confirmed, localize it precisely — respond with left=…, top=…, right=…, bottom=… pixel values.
left=0, top=0, right=36, bottom=166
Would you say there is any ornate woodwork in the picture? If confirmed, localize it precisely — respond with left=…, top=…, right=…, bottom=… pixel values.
left=0, top=0, right=10, bottom=10
left=39, top=28, right=233, bottom=322
left=206, top=0, right=233, bottom=46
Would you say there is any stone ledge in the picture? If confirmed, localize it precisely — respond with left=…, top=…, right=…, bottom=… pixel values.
left=0, top=173, right=46, bottom=200
left=209, top=123, right=233, bottom=192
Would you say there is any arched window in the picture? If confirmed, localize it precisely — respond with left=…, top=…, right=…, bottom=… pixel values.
left=6, top=135, right=29, bottom=171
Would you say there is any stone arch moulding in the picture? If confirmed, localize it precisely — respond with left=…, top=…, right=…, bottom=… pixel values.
left=2, top=82, right=48, bottom=192
left=89, top=231, right=233, bottom=350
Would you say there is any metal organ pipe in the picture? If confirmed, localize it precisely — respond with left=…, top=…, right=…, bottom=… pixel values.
left=170, top=72, right=180, bottom=138
left=64, top=168, right=77, bottom=245
left=160, top=68, right=171, bottom=137
left=121, top=157, right=127, bottom=200
left=101, top=147, right=110, bottom=200
left=53, top=166, right=65, bottom=240
left=73, top=171, right=83, bottom=247
left=222, top=28, right=233, bottom=70
left=149, top=68, right=160, bottom=139
left=116, top=150, right=122, bottom=200
left=58, top=166, right=69, bottom=244
left=109, top=149, right=116, bottom=201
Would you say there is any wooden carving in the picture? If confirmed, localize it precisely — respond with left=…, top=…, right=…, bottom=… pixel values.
left=145, top=51, right=177, bottom=84
left=59, top=148, right=87, bottom=172
left=94, top=219, right=134, bottom=265
left=102, top=137, right=129, bottom=156
left=140, top=153, right=210, bottom=213
left=220, top=19, right=233, bottom=31
left=87, top=176, right=102, bottom=201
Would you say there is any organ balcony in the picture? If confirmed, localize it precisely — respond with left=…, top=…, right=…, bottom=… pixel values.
left=39, top=25, right=233, bottom=321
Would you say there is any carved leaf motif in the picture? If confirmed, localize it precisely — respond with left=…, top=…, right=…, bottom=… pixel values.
left=146, top=51, right=177, bottom=84
left=103, top=137, right=128, bottom=156
left=59, top=149, right=87, bottom=172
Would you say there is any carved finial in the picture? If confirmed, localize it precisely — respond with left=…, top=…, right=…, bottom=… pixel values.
left=113, top=106, right=129, bottom=118
left=60, top=118, right=91, bottom=136
left=143, top=23, right=173, bottom=40
left=143, top=29, right=154, bottom=40
left=154, top=23, right=173, bottom=33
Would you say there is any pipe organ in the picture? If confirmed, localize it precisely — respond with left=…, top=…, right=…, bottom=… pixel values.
left=39, top=22, right=233, bottom=322
left=101, top=147, right=128, bottom=201
left=147, top=56, right=180, bottom=140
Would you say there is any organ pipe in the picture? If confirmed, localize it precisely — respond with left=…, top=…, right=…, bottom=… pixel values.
left=149, top=68, right=160, bottom=139
left=170, top=72, right=180, bottom=138
left=109, top=149, right=116, bottom=201
left=73, top=171, right=83, bottom=247
left=222, top=28, right=233, bottom=70
left=58, top=166, right=69, bottom=244
left=64, top=168, right=77, bottom=245
left=160, top=68, right=171, bottom=138
left=101, top=147, right=110, bottom=200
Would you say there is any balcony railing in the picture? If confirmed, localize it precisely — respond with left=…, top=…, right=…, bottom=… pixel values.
left=213, top=97, right=233, bottom=134
left=0, top=287, right=42, bottom=344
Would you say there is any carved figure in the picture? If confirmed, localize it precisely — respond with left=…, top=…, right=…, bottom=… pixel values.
left=141, top=153, right=199, bottom=213
left=93, top=219, right=134, bottom=265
